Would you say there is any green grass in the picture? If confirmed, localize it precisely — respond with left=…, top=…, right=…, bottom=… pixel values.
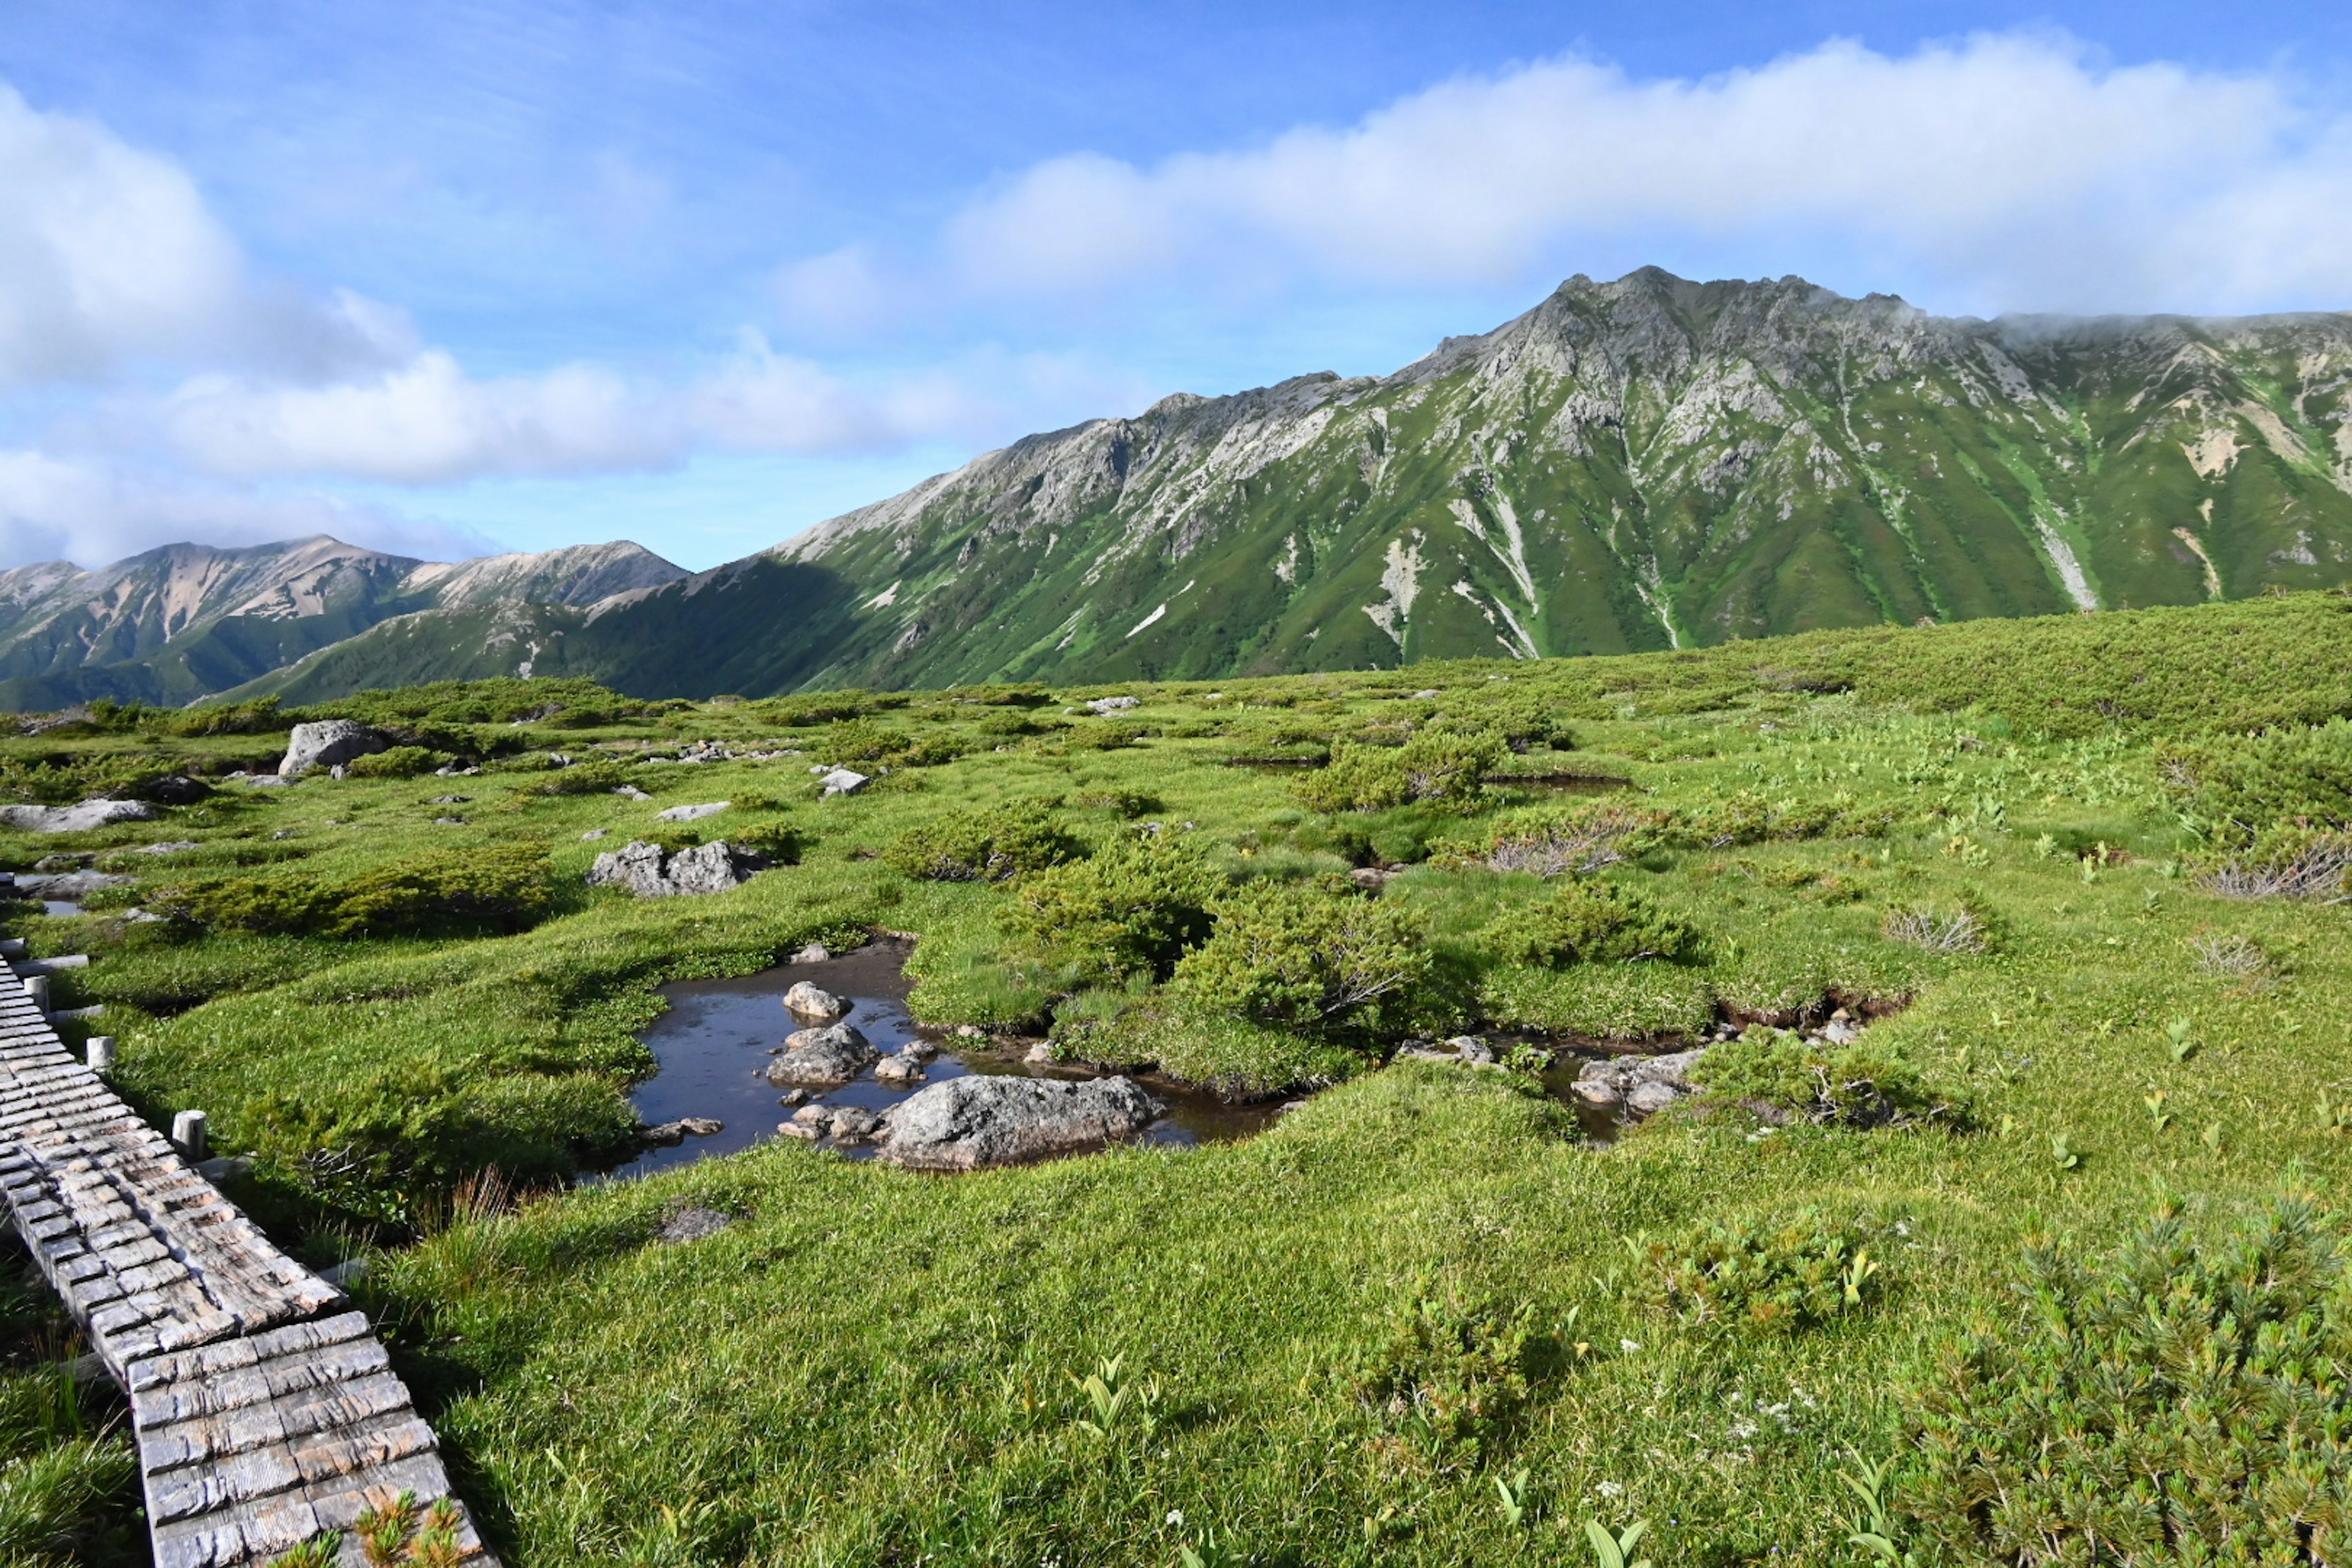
left=7, top=594, right=2352, bottom=1562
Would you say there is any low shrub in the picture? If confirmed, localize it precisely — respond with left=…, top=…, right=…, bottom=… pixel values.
left=1692, top=1028, right=1962, bottom=1126
left=1348, top=1287, right=1537, bottom=1473
left=723, top=819, right=804, bottom=864
left=1640, top=1211, right=1884, bottom=1334
left=2158, top=716, right=2352, bottom=846
left=1079, top=788, right=1161, bottom=818
left=1901, top=1197, right=2352, bottom=1564
left=1478, top=882, right=1702, bottom=968
left=883, top=804, right=1085, bottom=883
left=1172, top=880, right=1431, bottom=1036
left=1882, top=895, right=2001, bottom=953
left=2201, top=823, right=2352, bottom=903
left=1673, top=791, right=1899, bottom=848
left=153, top=846, right=557, bottom=939
left=521, top=760, right=631, bottom=796
left=1294, top=728, right=1506, bottom=813
left=1474, top=802, right=1674, bottom=876
left=167, top=696, right=284, bottom=736
left=344, top=745, right=445, bottom=780
left=1049, top=989, right=1367, bottom=1097
left=1059, top=721, right=1143, bottom=752
left=1005, top=829, right=1223, bottom=980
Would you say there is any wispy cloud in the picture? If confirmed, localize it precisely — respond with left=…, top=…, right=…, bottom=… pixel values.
left=783, top=33, right=2352, bottom=320
left=0, top=450, right=495, bottom=568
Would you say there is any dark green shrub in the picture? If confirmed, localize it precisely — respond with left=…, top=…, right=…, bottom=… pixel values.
left=1641, top=1211, right=1883, bottom=1334
left=1901, top=1197, right=2352, bottom=1564
left=344, top=745, right=445, bottom=780
left=167, top=696, right=284, bottom=736
left=1172, top=881, right=1430, bottom=1035
left=1079, top=788, right=1161, bottom=818
left=1294, top=727, right=1506, bottom=813
left=1692, top=1028, right=1963, bottom=1126
left=884, top=804, right=1085, bottom=883
left=1006, top=829, right=1223, bottom=979
left=1060, top=721, right=1142, bottom=751
left=1479, top=882, right=1701, bottom=967
left=2202, top=822, right=2352, bottom=902
left=155, top=846, right=556, bottom=938
left=1348, top=1287, right=1536, bottom=1473
left=522, top=760, right=630, bottom=796
left=724, top=819, right=804, bottom=863
left=2159, top=717, right=2352, bottom=846
left=974, top=709, right=1061, bottom=739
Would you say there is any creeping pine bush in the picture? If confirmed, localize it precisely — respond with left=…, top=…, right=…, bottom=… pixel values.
left=1173, top=880, right=1431, bottom=1036
left=2203, top=823, right=2352, bottom=903
left=2158, top=716, right=2352, bottom=846
left=1692, top=1028, right=1962, bottom=1127
left=1479, top=881, right=1702, bottom=968
left=1476, top=802, right=1675, bottom=876
left=1348, top=1287, right=1537, bottom=1473
left=1673, top=790, right=1899, bottom=848
left=343, top=745, right=445, bottom=780
left=1902, top=1197, right=2352, bottom=1566
left=883, top=804, right=1085, bottom=883
left=1294, top=727, right=1507, bottom=813
left=154, top=846, right=556, bottom=938
left=1642, top=1211, right=1885, bottom=1334
left=521, top=760, right=630, bottom=796
left=1005, top=829, right=1224, bottom=980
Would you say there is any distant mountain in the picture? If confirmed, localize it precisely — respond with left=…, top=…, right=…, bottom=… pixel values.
left=0, top=536, right=685, bottom=709
left=64, top=267, right=2352, bottom=707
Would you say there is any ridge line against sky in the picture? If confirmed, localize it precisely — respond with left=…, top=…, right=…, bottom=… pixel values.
left=2, top=1, right=2351, bottom=574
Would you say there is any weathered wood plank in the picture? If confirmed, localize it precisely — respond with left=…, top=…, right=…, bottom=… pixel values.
left=0, top=971, right=497, bottom=1566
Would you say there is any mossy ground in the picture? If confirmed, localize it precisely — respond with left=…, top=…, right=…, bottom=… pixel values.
left=5, top=595, right=2352, bottom=1564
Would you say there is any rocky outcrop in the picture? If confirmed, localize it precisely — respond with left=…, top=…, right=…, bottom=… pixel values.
left=764, top=1023, right=879, bottom=1087
left=877, top=1075, right=1164, bottom=1171
left=585, top=839, right=769, bottom=897
left=1571, top=1049, right=1708, bottom=1117
left=279, top=720, right=387, bottom=777
left=0, top=799, right=160, bottom=834
left=654, top=801, right=728, bottom=822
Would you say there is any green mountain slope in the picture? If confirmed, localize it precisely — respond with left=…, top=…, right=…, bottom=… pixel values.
left=233, top=268, right=2352, bottom=703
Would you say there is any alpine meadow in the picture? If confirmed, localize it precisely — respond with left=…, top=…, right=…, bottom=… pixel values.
left=12, top=11, right=2352, bottom=1564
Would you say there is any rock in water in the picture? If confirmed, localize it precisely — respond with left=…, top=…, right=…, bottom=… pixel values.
left=0, top=799, right=159, bottom=834
left=873, top=1050, right=927, bottom=1088
left=783, top=981, right=848, bottom=1020
left=878, top=1075, right=1164, bottom=1171
left=586, top=839, right=770, bottom=897
left=279, top=719, right=388, bottom=777
left=766, top=1023, right=878, bottom=1085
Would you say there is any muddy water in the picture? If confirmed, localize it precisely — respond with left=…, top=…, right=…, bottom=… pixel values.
left=613, top=941, right=1280, bottom=1178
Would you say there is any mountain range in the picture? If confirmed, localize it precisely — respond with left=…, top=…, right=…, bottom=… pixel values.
left=8, top=267, right=2351, bottom=709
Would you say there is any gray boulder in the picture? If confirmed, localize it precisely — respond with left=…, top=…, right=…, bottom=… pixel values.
left=873, top=1050, right=928, bottom=1088
left=280, top=720, right=388, bottom=777
left=15, top=870, right=134, bottom=900
left=783, top=981, right=848, bottom=1020
left=766, top=1022, right=878, bottom=1086
left=655, top=801, right=729, bottom=822
left=819, top=768, right=869, bottom=797
left=878, top=1074, right=1164, bottom=1171
left=0, top=799, right=159, bottom=834
left=1574, top=1047, right=1710, bottom=1117
left=586, top=839, right=769, bottom=897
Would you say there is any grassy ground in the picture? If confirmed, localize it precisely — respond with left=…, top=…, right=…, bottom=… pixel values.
left=4, top=595, right=2352, bottom=1564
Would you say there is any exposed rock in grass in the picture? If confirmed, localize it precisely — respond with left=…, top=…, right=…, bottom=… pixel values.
left=878, top=1074, right=1163, bottom=1170
left=0, top=798, right=159, bottom=833
left=655, top=1204, right=736, bottom=1243
left=280, top=719, right=388, bottom=777
left=586, top=839, right=769, bottom=897
left=765, top=1023, right=878, bottom=1085
left=820, top=768, right=870, bottom=796
left=1572, top=1047, right=1708, bottom=1115
left=655, top=801, right=729, bottom=821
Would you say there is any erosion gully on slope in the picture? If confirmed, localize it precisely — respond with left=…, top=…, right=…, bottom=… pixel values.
left=609, top=940, right=1281, bottom=1178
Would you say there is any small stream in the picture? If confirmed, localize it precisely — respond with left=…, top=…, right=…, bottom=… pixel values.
left=612, top=941, right=1281, bottom=1178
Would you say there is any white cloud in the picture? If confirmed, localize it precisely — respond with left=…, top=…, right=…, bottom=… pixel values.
left=834, top=32, right=2352, bottom=317
left=0, top=450, right=493, bottom=568
left=157, top=332, right=1153, bottom=484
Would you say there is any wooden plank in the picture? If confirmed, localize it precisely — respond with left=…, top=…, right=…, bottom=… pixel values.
left=0, top=972, right=498, bottom=1566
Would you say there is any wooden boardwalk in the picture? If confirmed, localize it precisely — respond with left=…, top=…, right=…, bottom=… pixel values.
left=0, top=962, right=497, bottom=1567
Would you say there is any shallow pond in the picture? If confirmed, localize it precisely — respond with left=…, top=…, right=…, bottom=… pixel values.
left=613, top=941, right=1281, bottom=1178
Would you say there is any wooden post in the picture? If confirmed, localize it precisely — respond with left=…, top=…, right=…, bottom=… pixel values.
left=85, top=1036, right=115, bottom=1072
left=170, top=1109, right=207, bottom=1162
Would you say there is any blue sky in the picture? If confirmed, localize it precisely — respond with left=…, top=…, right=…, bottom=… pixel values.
left=3, top=1, right=2351, bottom=571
